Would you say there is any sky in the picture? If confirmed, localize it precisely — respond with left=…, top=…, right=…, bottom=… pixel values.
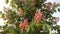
left=0, top=0, right=60, bottom=26
left=46, top=0, right=60, bottom=25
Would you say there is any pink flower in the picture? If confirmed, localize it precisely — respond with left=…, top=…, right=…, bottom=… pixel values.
left=53, top=17, right=59, bottom=22
left=46, top=2, right=52, bottom=11
left=18, top=8, right=24, bottom=15
left=19, top=19, right=29, bottom=30
left=34, top=10, right=45, bottom=23
left=4, top=15, right=9, bottom=20
left=19, top=23, right=25, bottom=29
left=24, top=19, right=29, bottom=25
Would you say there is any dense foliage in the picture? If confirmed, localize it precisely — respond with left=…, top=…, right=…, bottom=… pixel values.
left=0, top=0, right=60, bottom=34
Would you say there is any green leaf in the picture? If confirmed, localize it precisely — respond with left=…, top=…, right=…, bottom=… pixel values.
left=58, top=8, right=60, bottom=12
left=5, top=0, right=9, bottom=4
